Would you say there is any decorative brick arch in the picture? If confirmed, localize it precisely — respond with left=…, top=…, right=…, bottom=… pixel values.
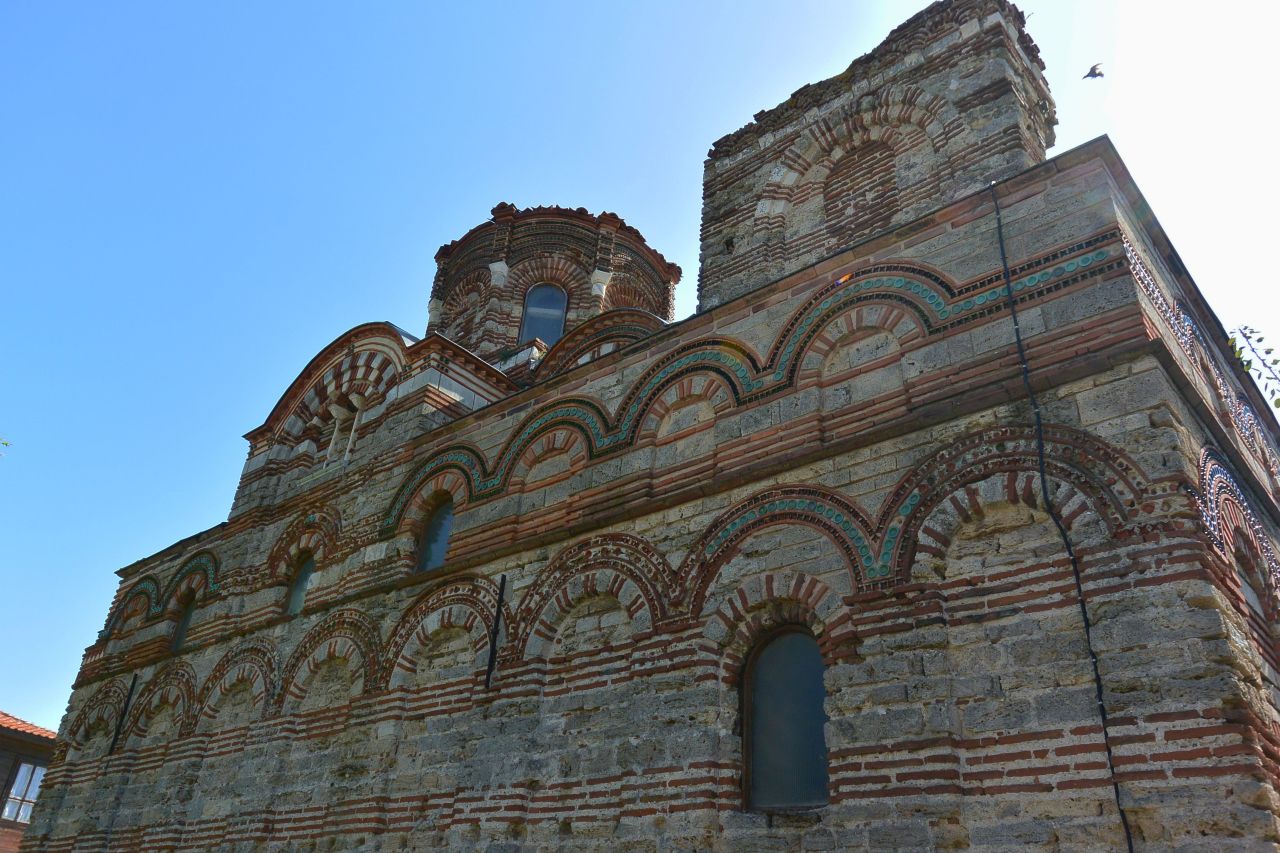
left=506, top=254, right=591, bottom=301
left=263, top=507, right=342, bottom=588
left=1194, top=448, right=1280, bottom=581
left=698, top=571, right=854, bottom=685
left=537, top=308, right=666, bottom=379
left=249, top=323, right=409, bottom=453
left=634, top=372, right=735, bottom=446
left=194, top=638, right=278, bottom=728
left=484, top=399, right=610, bottom=493
left=509, top=426, right=588, bottom=492
left=507, top=255, right=593, bottom=328
left=381, top=446, right=486, bottom=538
left=601, top=270, right=667, bottom=318
left=793, top=302, right=924, bottom=385
left=122, top=661, right=199, bottom=741
left=905, top=470, right=1110, bottom=579
left=514, top=533, right=673, bottom=660
left=276, top=608, right=381, bottom=713
left=102, top=575, right=162, bottom=638
left=764, top=262, right=956, bottom=388
left=680, top=485, right=876, bottom=616
left=388, top=466, right=471, bottom=571
left=281, top=348, right=403, bottom=449
left=66, top=679, right=129, bottom=753
left=751, top=86, right=964, bottom=240
left=880, top=425, right=1147, bottom=585
left=160, top=551, right=219, bottom=616
left=381, top=575, right=508, bottom=690
left=439, top=268, right=492, bottom=344
left=610, top=339, right=761, bottom=445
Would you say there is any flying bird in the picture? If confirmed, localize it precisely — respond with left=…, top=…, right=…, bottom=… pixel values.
left=1083, top=63, right=1104, bottom=80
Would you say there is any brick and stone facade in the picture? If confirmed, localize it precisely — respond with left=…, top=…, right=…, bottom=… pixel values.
left=25, top=1, right=1280, bottom=850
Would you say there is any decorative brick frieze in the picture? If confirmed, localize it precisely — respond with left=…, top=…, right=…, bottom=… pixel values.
left=29, top=11, right=1280, bottom=850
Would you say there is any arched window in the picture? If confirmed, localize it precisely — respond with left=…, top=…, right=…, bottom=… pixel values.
left=743, top=629, right=829, bottom=811
left=171, top=597, right=196, bottom=653
left=416, top=497, right=455, bottom=573
left=518, top=284, right=567, bottom=346
left=286, top=553, right=316, bottom=616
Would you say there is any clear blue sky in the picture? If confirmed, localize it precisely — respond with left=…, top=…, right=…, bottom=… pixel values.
left=2, top=1, right=1275, bottom=731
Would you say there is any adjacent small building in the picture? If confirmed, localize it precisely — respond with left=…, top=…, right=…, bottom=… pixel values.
left=1, top=712, right=54, bottom=853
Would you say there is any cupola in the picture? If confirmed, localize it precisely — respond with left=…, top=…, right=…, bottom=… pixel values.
left=427, top=203, right=680, bottom=364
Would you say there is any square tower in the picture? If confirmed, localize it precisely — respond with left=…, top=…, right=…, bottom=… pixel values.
left=697, top=0, right=1054, bottom=309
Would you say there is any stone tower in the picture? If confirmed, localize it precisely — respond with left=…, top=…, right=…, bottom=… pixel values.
left=697, top=0, right=1054, bottom=309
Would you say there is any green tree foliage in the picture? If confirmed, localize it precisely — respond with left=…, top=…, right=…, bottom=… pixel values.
left=1232, top=326, right=1280, bottom=409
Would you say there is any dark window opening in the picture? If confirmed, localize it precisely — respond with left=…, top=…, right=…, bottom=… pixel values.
left=518, top=284, right=567, bottom=346
left=171, top=597, right=196, bottom=653
left=3, top=761, right=45, bottom=823
left=416, top=497, right=455, bottom=573
left=744, top=628, right=829, bottom=811
left=286, top=554, right=316, bottom=616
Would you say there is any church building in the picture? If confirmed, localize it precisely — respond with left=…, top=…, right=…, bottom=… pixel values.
left=25, top=1, right=1280, bottom=849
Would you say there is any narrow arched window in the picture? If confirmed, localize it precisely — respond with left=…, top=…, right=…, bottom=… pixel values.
left=744, top=629, right=829, bottom=811
left=416, top=497, right=454, bottom=573
left=518, top=284, right=567, bottom=346
left=286, top=554, right=316, bottom=616
left=171, top=597, right=196, bottom=653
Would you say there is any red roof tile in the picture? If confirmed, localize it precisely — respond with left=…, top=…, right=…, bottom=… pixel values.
left=0, top=709, right=56, bottom=741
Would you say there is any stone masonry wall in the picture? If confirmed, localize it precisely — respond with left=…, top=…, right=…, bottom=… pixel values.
left=697, top=0, right=1054, bottom=310
left=25, top=140, right=1280, bottom=851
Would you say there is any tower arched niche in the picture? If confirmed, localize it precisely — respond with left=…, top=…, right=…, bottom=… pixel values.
left=752, top=87, right=967, bottom=262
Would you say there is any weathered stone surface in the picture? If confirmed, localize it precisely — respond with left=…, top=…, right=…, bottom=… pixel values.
left=24, top=3, right=1280, bottom=853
